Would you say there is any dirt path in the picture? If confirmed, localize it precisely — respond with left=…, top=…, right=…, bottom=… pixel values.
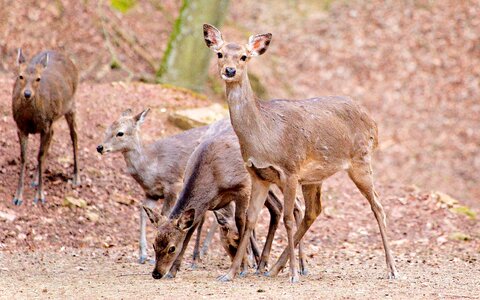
left=1, top=247, right=479, bottom=300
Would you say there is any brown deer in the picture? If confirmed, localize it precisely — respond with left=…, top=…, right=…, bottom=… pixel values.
left=12, top=49, right=79, bottom=206
left=203, top=24, right=398, bottom=283
left=97, top=108, right=212, bottom=264
left=143, top=118, right=307, bottom=279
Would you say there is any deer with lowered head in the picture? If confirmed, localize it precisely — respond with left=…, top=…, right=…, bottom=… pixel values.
left=143, top=118, right=307, bottom=279
left=203, top=24, right=398, bottom=283
left=97, top=108, right=214, bottom=264
left=12, top=49, right=79, bottom=205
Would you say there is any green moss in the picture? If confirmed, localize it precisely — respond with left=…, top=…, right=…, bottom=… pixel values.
left=450, top=206, right=477, bottom=220
left=110, top=0, right=137, bottom=13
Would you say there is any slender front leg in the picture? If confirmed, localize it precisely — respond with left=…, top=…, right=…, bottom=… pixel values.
left=233, top=189, right=250, bottom=276
left=34, top=129, right=54, bottom=204
left=257, top=190, right=282, bottom=274
left=139, top=198, right=156, bottom=264
left=200, top=215, right=218, bottom=257
left=268, top=184, right=323, bottom=276
left=280, top=176, right=299, bottom=283
left=218, top=178, right=270, bottom=282
left=294, top=197, right=308, bottom=275
left=65, top=111, right=80, bottom=185
left=191, top=216, right=205, bottom=269
left=13, top=131, right=28, bottom=206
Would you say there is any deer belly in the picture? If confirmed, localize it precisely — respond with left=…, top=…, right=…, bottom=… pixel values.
left=298, top=160, right=349, bottom=184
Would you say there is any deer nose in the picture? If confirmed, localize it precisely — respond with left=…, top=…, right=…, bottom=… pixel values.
left=152, top=269, right=163, bottom=280
left=24, top=90, right=32, bottom=99
left=225, top=67, right=236, bottom=78
left=96, top=145, right=103, bottom=154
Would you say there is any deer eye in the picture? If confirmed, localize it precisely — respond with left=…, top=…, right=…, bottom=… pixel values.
left=240, top=55, right=247, bottom=61
left=217, top=52, right=223, bottom=59
left=116, top=132, right=124, bottom=137
left=19, top=75, right=24, bottom=80
left=36, top=78, right=41, bottom=82
left=168, top=246, right=175, bottom=254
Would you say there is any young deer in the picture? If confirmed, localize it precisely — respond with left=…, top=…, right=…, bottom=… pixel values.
left=97, top=108, right=209, bottom=263
left=143, top=118, right=307, bottom=279
left=12, top=49, right=79, bottom=205
left=204, top=24, right=398, bottom=282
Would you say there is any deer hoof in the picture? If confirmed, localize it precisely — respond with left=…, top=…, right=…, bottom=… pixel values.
left=239, top=270, right=248, bottom=278
left=72, top=176, right=81, bottom=187
left=12, top=198, right=23, bottom=206
left=33, top=196, right=46, bottom=205
left=165, top=272, right=175, bottom=279
left=289, top=274, right=299, bottom=283
left=388, top=270, right=399, bottom=280
left=217, top=274, right=233, bottom=282
left=30, top=181, right=39, bottom=188
left=299, top=264, right=308, bottom=276
left=138, top=255, right=148, bottom=264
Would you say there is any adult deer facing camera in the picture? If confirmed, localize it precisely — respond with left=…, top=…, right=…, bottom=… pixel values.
left=12, top=49, right=79, bottom=205
left=204, top=24, right=398, bottom=283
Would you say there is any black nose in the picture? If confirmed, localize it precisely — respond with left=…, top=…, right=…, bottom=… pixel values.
left=225, top=67, right=236, bottom=78
left=24, top=90, right=32, bottom=99
left=152, top=269, right=163, bottom=280
left=96, top=145, right=103, bottom=154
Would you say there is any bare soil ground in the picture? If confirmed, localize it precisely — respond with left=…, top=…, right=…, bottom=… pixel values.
left=0, top=0, right=479, bottom=298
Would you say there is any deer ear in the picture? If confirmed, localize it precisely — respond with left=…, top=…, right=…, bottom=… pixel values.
left=247, top=33, right=272, bottom=57
left=177, top=208, right=195, bottom=231
left=143, top=206, right=167, bottom=227
left=203, top=24, right=224, bottom=51
left=39, top=53, right=49, bottom=68
left=134, top=108, right=150, bottom=126
left=17, top=48, right=26, bottom=66
left=121, top=109, right=133, bottom=117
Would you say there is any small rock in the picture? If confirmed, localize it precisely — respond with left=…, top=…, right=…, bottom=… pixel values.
left=168, top=103, right=228, bottom=130
left=257, top=289, right=265, bottom=293
left=0, top=211, right=16, bottom=222
left=17, top=233, right=27, bottom=240
left=63, top=196, right=87, bottom=208
left=450, top=232, right=471, bottom=241
left=86, top=211, right=100, bottom=222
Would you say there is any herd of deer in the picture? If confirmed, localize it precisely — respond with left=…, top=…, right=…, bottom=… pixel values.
left=10, top=24, right=398, bottom=283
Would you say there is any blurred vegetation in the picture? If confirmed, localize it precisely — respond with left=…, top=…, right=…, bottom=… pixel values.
left=157, top=0, right=229, bottom=91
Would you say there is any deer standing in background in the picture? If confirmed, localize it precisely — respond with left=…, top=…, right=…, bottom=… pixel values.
left=204, top=24, right=398, bottom=283
left=97, top=108, right=213, bottom=264
left=12, top=50, right=79, bottom=205
left=144, top=118, right=307, bottom=279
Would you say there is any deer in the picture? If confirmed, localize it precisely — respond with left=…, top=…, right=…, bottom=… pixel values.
left=143, top=118, right=307, bottom=279
left=97, top=108, right=214, bottom=264
left=12, top=49, right=79, bottom=206
left=203, top=24, right=398, bottom=283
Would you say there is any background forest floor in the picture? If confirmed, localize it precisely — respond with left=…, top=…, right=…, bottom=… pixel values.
left=0, top=0, right=479, bottom=298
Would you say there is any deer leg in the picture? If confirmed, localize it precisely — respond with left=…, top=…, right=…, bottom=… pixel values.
left=249, top=230, right=261, bottom=267
left=348, top=161, right=398, bottom=279
left=191, top=216, right=205, bottom=269
left=257, top=190, right=282, bottom=274
left=167, top=223, right=198, bottom=278
left=218, top=178, right=270, bottom=282
left=13, top=131, right=28, bottom=206
left=280, top=177, right=299, bottom=283
left=233, top=192, right=250, bottom=277
left=268, top=183, right=322, bottom=277
left=139, top=198, right=156, bottom=264
left=294, top=197, right=308, bottom=276
left=65, top=111, right=80, bottom=186
left=200, top=217, right=218, bottom=257
left=34, top=129, right=53, bottom=204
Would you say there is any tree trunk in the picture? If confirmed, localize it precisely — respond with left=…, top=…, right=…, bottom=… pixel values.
left=157, top=0, right=229, bottom=91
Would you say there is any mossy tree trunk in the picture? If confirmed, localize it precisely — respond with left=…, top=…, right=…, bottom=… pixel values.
left=157, top=0, right=229, bottom=91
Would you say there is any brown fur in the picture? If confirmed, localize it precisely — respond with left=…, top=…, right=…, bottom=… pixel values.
left=12, top=49, right=79, bottom=205
left=98, top=109, right=209, bottom=264
left=144, top=119, right=307, bottom=279
left=203, top=24, right=398, bottom=282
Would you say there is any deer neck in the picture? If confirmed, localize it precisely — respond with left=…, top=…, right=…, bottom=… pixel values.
left=122, top=136, right=146, bottom=176
left=225, top=72, right=265, bottom=145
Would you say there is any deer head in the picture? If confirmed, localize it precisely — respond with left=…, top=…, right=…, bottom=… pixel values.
left=143, top=206, right=196, bottom=279
left=203, top=24, right=272, bottom=83
left=97, top=108, right=149, bottom=154
left=15, top=49, right=49, bottom=100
